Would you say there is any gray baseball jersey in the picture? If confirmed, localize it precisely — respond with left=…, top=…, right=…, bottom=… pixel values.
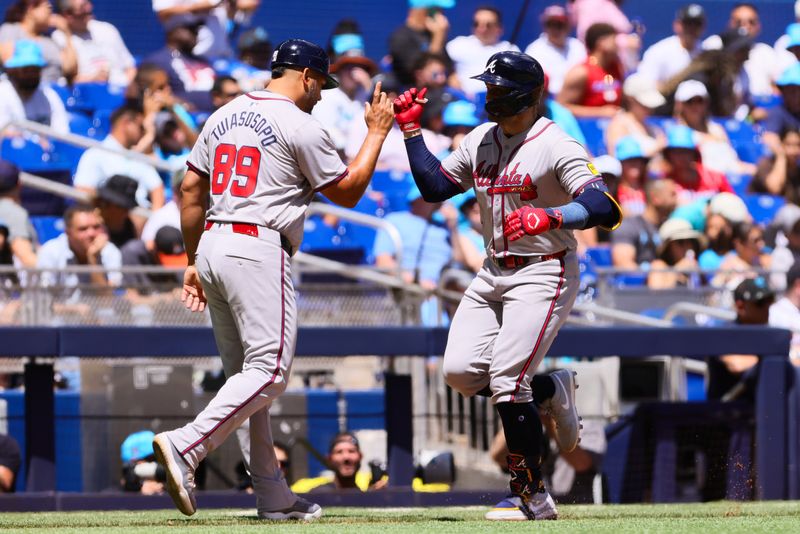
left=186, top=90, right=349, bottom=251
left=441, top=117, right=601, bottom=257
left=166, top=89, right=350, bottom=514
left=441, top=117, right=593, bottom=404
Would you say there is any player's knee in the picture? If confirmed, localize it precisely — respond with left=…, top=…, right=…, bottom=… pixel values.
left=442, top=361, right=474, bottom=395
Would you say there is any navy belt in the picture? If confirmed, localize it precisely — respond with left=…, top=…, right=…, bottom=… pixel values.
left=491, top=250, right=566, bottom=269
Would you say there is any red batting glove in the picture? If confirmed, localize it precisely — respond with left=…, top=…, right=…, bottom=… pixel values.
left=393, top=87, right=428, bottom=133
left=504, top=207, right=562, bottom=241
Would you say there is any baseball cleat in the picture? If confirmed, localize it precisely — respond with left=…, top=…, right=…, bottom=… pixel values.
left=153, top=433, right=197, bottom=516
left=542, top=369, right=580, bottom=452
left=485, top=491, right=558, bottom=521
left=258, top=497, right=323, bottom=521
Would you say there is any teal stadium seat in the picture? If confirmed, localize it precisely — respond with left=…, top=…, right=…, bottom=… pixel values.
left=68, top=83, right=125, bottom=115
left=30, top=215, right=65, bottom=244
left=576, top=117, right=613, bottom=156
left=370, top=170, right=414, bottom=212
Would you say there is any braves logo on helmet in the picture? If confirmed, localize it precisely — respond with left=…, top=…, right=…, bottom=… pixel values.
left=487, top=59, right=498, bottom=74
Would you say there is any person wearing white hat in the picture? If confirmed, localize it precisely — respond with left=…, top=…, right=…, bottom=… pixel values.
left=524, top=5, right=586, bottom=96
left=672, top=80, right=756, bottom=176
left=647, top=217, right=705, bottom=289
left=605, top=73, right=667, bottom=160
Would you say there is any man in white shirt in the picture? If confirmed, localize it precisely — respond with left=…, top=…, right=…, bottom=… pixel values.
left=702, top=3, right=792, bottom=98
left=524, top=5, right=586, bottom=96
left=52, top=0, right=136, bottom=87
left=74, top=104, right=166, bottom=210
left=152, top=0, right=260, bottom=60
left=141, top=169, right=184, bottom=250
left=445, top=6, right=519, bottom=98
left=37, top=204, right=122, bottom=288
left=770, top=263, right=800, bottom=361
left=638, top=4, right=706, bottom=90
left=0, top=40, right=68, bottom=135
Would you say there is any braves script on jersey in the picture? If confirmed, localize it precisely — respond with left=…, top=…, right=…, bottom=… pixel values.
left=186, top=90, right=349, bottom=251
left=441, top=117, right=601, bottom=256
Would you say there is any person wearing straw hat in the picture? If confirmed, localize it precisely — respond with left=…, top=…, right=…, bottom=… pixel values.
left=647, top=217, right=705, bottom=289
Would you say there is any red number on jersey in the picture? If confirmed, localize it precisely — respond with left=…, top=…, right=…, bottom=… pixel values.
left=210, top=143, right=261, bottom=197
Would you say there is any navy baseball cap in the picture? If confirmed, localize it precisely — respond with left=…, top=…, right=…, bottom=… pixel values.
left=97, top=174, right=138, bottom=209
left=733, top=277, right=775, bottom=303
left=0, top=161, right=20, bottom=194
left=163, top=14, right=204, bottom=33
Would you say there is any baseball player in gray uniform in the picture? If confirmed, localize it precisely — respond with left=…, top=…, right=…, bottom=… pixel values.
left=152, top=39, right=394, bottom=520
left=394, top=51, right=621, bottom=520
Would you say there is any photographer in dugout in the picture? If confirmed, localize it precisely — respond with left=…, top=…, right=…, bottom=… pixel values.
left=120, top=430, right=166, bottom=494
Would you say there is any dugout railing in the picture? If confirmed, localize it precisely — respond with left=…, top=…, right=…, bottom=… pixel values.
left=0, top=325, right=795, bottom=511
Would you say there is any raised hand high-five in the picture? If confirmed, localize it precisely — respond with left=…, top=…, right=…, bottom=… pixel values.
left=393, top=87, right=428, bottom=133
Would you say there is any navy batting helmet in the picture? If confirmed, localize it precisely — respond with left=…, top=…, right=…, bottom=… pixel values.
left=471, top=51, right=544, bottom=118
left=271, top=38, right=339, bottom=90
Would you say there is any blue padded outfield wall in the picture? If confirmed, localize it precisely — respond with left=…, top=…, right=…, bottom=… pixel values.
left=6, top=0, right=793, bottom=67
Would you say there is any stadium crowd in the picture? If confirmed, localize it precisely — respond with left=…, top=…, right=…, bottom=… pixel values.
left=1, top=0, right=800, bottom=501
left=1, top=1, right=800, bottom=328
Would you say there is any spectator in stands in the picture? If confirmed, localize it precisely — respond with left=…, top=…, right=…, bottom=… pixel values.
left=73, top=104, right=166, bottom=210
left=557, top=23, right=623, bottom=118
left=672, top=79, right=756, bottom=177
left=37, top=204, right=122, bottom=287
left=524, top=5, right=586, bottom=97
left=126, top=64, right=199, bottom=155
left=762, top=64, right=800, bottom=163
left=412, top=52, right=463, bottom=109
left=769, top=205, right=800, bottom=285
left=702, top=3, right=786, bottom=100
left=210, top=75, right=242, bottom=112
left=605, top=73, right=666, bottom=160
left=142, top=14, right=216, bottom=112
left=51, top=0, right=136, bottom=87
left=668, top=192, right=750, bottom=271
left=538, top=74, right=587, bottom=148
left=647, top=217, right=704, bottom=289
left=637, top=4, right=705, bottom=90
left=707, top=276, right=774, bottom=402
left=142, top=169, right=183, bottom=251
left=612, top=178, right=677, bottom=270
left=750, top=127, right=800, bottom=203
left=0, top=40, right=69, bottom=135
left=661, top=125, right=734, bottom=205
left=775, top=1, right=800, bottom=51
left=0, top=0, right=77, bottom=83
left=614, top=136, right=650, bottom=217
left=94, top=174, right=140, bottom=250
left=153, top=111, right=193, bottom=174
left=567, top=0, right=641, bottom=73
left=121, top=225, right=186, bottom=292
left=388, top=0, right=452, bottom=86
left=442, top=99, right=480, bottom=152
left=450, top=192, right=484, bottom=274
left=312, top=48, right=378, bottom=155
left=0, top=220, right=19, bottom=290
left=770, top=264, right=800, bottom=361
left=0, top=162, right=37, bottom=268
left=153, top=0, right=260, bottom=60
left=446, top=6, right=519, bottom=99
left=212, top=26, right=271, bottom=93
left=0, top=433, right=21, bottom=492
left=374, top=187, right=452, bottom=291
left=713, top=221, right=770, bottom=289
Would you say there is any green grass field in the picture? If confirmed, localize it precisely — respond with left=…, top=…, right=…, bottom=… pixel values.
left=3, top=502, right=800, bottom=534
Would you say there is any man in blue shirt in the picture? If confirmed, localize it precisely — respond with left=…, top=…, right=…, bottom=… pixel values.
left=762, top=63, right=800, bottom=153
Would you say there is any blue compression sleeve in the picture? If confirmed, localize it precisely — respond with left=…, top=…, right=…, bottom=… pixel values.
left=404, top=135, right=463, bottom=202
left=548, top=183, right=621, bottom=230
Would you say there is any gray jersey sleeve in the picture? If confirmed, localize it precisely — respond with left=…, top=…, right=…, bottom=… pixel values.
left=187, top=126, right=211, bottom=177
left=291, top=118, right=349, bottom=192
left=552, top=137, right=603, bottom=197
left=440, top=126, right=491, bottom=192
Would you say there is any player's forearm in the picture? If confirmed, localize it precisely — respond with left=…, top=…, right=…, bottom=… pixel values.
left=404, top=134, right=462, bottom=202
left=180, top=170, right=210, bottom=265
left=335, top=131, right=388, bottom=207
left=548, top=184, right=621, bottom=230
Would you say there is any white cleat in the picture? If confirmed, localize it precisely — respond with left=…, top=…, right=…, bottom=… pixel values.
left=153, top=433, right=196, bottom=516
left=258, top=497, right=323, bottom=521
left=542, top=369, right=581, bottom=452
left=485, top=491, right=558, bottom=521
